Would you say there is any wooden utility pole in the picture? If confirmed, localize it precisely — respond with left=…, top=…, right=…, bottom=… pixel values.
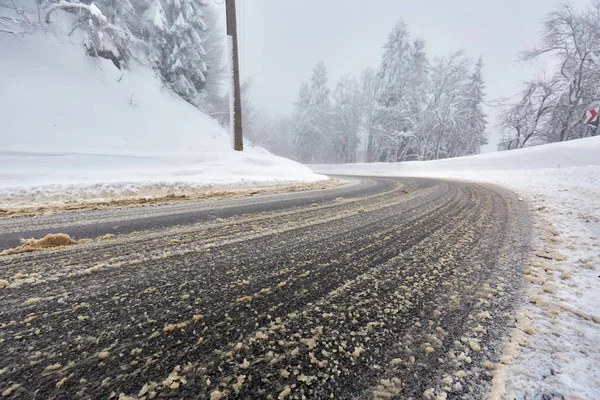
left=226, top=0, right=244, bottom=151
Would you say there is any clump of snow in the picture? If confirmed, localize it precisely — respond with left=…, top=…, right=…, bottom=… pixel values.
left=2, top=384, right=21, bottom=397
left=23, top=297, right=42, bottom=305
left=0, top=22, right=325, bottom=205
left=1, top=233, right=79, bottom=255
left=236, top=295, right=253, bottom=303
left=210, top=390, right=225, bottom=400
left=311, top=136, right=600, bottom=399
left=163, top=322, right=188, bottom=332
left=278, top=386, right=291, bottom=399
left=352, top=346, right=363, bottom=359
left=44, top=363, right=62, bottom=371
left=192, top=314, right=204, bottom=323
left=163, top=365, right=186, bottom=390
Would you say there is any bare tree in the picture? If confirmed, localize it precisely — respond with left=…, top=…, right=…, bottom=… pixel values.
left=499, top=80, right=556, bottom=150
left=519, top=1, right=600, bottom=142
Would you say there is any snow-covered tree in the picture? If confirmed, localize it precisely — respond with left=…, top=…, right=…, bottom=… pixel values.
left=499, top=80, right=557, bottom=150
left=44, top=0, right=211, bottom=107
left=455, top=56, right=488, bottom=157
left=45, top=0, right=135, bottom=69
left=293, top=81, right=314, bottom=163
left=286, top=17, right=488, bottom=163
left=501, top=1, right=600, bottom=147
left=149, top=0, right=208, bottom=104
left=419, top=51, right=472, bottom=160
left=294, top=62, right=332, bottom=163
left=524, top=1, right=600, bottom=141
left=359, top=67, right=383, bottom=162
left=329, top=76, right=363, bottom=163
left=375, top=19, right=415, bottom=161
left=142, top=0, right=167, bottom=32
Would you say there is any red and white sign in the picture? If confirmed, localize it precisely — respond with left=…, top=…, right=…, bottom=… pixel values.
left=584, top=107, right=599, bottom=126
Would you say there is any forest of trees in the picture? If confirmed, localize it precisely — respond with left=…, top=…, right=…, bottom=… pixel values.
left=291, top=21, right=487, bottom=164
left=281, top=1, right=600, bottom=163
left=39, top=0, right=600, bottom=163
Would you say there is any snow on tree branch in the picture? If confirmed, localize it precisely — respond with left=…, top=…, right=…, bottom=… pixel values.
left=45, top=1, right=107, bottom=24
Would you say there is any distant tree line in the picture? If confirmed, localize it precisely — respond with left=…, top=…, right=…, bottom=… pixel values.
left=289, top=20, right=488, bottom=164
left=269, top=0, right=600, bottom=162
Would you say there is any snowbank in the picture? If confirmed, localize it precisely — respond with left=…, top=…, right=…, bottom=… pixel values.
left=311, top=136, right=600, bottom=177
left=0, top=10, right=324, bottom=204
left=311, top=137, right=600, bottom=399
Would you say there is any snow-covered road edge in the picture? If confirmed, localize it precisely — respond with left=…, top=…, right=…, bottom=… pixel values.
left=310, top=139, right=600, bottom=399
left=481, top=169, right=600, bottom=400
left=0, top=176, right=337, bottom=219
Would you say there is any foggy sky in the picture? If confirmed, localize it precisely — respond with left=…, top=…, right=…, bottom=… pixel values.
left=217, top=0, right=590, bottom=152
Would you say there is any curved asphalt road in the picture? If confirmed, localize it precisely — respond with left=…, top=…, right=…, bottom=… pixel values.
left=0, top=176, right=530, bottom=399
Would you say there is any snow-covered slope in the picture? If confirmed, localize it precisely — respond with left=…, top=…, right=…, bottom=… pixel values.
left=0, top=13, right=323, bottom=202
left=311, top=138, right=600, bottom=399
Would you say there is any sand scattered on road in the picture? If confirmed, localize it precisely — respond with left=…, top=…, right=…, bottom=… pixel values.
left=0, top=233, right=81, bottom=255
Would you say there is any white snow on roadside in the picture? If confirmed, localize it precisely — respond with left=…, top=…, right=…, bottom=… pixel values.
left=0, top=6, right=324, bottom=206
left=0, top=149, right=325, bottom=205
left=310, top=137, right=600, bottom=399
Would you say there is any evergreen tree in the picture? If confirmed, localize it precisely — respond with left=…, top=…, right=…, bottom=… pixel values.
left=142, top=0, right=168, bottom=32
left=156, top=0, right=208, bottom=105
left=293, top=82, right=313, bottom=163
left=293, top=62, right=332, bottom=163
left=330, top=77, right=362, bottom=163
left=460, top=56, right=488, bottom=156
left=376, top=19, right=417, bottom=161
left=306, top=61, right=332, bottom=162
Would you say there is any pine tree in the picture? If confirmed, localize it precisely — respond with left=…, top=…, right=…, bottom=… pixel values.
left=376, top=19, right=416, bottom=161
left=293, top=82, right=313, bottom=163
left=142, top=0, right=167, bottom=31
left=159, top=0, right=208, bottom=104
left=293, top=63, right=333, bottom=163
left=461, top=56, right=488, bottom=155
left=330, top=77, right=362, bottom=163
left=378, top=19, right=411, bottom=107
left=306, top=61, right=332, bottom=162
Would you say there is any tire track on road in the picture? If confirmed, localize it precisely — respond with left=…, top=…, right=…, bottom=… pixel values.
left=0, top=177, right=530, bottom=399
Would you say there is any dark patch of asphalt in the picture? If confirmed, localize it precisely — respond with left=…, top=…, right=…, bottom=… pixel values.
left=0, top=176, right=530, bottom=400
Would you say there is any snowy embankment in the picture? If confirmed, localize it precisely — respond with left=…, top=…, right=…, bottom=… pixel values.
left=0, top=11, right=323, bottom=208
left=311, top=137, right=600, bottom=399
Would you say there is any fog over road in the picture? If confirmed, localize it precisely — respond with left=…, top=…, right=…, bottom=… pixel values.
left=0, top=176, right=530, bottom=399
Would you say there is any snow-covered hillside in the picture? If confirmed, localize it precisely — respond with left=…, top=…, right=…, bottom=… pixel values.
left=0, top=6, right=323, bottom=205
left=312, top=137, right=600, bottom=399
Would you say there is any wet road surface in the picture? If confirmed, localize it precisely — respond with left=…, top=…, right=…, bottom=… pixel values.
left=0, top=176, right=530, bottom=399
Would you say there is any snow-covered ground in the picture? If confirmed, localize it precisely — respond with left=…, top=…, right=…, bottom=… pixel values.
left=311, top=137, right=600, bottom=399
left=0, top=3, right=324, bottom=207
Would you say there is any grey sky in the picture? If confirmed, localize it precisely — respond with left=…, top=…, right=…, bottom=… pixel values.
left=217, top=0, right=589, bottom=152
